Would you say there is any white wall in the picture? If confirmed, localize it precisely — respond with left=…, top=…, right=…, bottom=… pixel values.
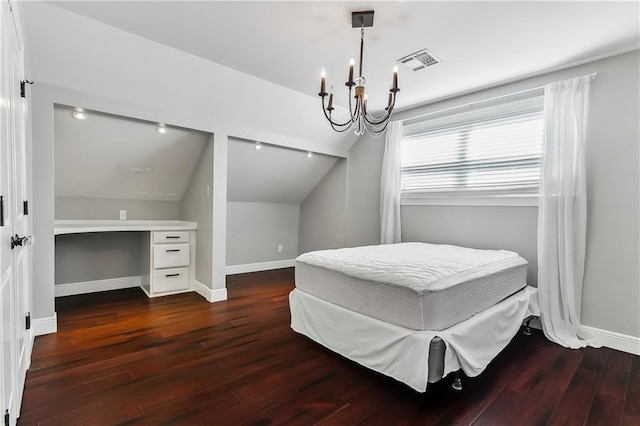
left=55, top=232, right=145, bottom=284
left=345, top=134, right=385, bottom=247
left=226, top=202, right=299, bottom=266
left=181, top=138, right=214, bottom=288
left=56, top=197, right=181, bottom=220
left=299, top=159, right=347, bottom=254
left=346, top=51, right=639, bottom=338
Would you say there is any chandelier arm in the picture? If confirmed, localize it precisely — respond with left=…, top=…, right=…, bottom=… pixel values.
left=365, top=120, right=390, bottom=135
left=321, top=96, right=354, bottom=128
left=330, top=121, right=355, bottom=133
left=362, top=105, right=394, bottom=126
left=361, top=94, right=396, bottom=125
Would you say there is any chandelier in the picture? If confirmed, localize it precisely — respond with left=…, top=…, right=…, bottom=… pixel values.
left=319, top=11, right=399, bottom=136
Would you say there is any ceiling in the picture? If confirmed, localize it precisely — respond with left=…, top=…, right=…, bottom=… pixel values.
left=54, top=106, right=340, bottom=205
left=54, top=105, right=209, bottom=201
left=227, top=138, right=339, bottom=204
left=50, top=1, right=639, bottom=112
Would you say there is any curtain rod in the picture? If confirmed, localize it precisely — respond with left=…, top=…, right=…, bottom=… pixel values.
left=401, top=72, right=598, bottom=124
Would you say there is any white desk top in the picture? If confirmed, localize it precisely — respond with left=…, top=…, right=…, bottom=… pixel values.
left=54, top=220, right=198, bottom=235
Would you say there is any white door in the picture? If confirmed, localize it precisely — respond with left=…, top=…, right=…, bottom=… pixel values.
left=0, top=1, right=18, bottom=422
left=0, top=1, right=30, bottom=424
left=8, top=4, right=29, bottom=414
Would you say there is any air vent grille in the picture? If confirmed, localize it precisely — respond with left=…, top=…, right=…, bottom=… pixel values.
left=398, top=48, right=440, bottom=71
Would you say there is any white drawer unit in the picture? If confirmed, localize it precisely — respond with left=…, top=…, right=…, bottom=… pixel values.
left=153, top=243, right=190, bottom=269
left=142, top=229, right=197, bottom=297
left=152, top=267, right=189, bottom=293
left=153, top=231, right=190, bottom=244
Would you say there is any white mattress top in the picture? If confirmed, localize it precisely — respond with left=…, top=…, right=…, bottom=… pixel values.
left=296, top=242, right=527, bottom=293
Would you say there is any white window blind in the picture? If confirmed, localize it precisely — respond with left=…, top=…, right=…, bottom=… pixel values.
left=401, top=95, right=544, bottom=196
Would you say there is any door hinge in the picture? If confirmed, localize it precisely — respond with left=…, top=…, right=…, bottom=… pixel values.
left=0, top=196, right=4, bottom=227
left=23, top=200, right=28, bottom=215
left=4, top=409, right=9, bottom=426
left=20, top=79, right=33, bottom=98
left=26, top=312, right=31, bottom=330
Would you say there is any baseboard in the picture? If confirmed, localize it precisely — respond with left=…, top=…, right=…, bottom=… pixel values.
left=581, top=325, right=640, bottom=356
left=192, top=280, right=228, bottom=303
left=226, top=259, right=296, bottom=275
left=33, top=313, right=57, bottom=336
left=55, top=276, right=142, bottom=297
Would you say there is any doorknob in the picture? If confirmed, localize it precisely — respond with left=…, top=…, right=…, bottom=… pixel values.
left=11, top=234, right=33, bottom=250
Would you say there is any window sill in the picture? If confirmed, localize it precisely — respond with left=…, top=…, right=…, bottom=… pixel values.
left=400, top=195, right=539, bottom=207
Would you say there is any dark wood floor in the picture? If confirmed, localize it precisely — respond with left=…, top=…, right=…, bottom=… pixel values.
left=19, top=268, right=639, bottom=425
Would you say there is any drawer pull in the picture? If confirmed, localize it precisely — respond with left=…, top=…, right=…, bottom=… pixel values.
left=165, top=273, right=180, bottom=278
left=165, top=236, right=180, bottom=239
left=166, top=249, right=181, bottom=253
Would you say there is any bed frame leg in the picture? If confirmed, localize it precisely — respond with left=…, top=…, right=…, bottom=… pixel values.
left=523, top=316, right=533, bottom=336
left=452, top=371, right=463, bottom=391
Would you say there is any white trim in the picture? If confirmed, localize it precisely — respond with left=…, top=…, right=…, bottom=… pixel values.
left=226, top=259, right=296, bottom=275
left=55, top=276, right=141, bottom=297
left=33, top=313, right=57, bottom=336
left=400, top=195, right=539, bottom=207
left=54, top=219, right=197, bottom=235
left=581, top=325, right=640, bottom=356
left=192, top=280, right=227, bottom=303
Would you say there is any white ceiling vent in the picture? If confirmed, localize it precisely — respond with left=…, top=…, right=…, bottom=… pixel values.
left=397, top=49, right=440, bottom=71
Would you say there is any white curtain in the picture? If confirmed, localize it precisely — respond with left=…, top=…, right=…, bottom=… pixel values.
left=538, top=74, right=596, bottom=348
left=380, top=121, right=403, bottom=244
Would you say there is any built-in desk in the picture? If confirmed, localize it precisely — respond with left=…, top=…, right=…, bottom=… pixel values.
left=55, top=220, right=197, bottom=297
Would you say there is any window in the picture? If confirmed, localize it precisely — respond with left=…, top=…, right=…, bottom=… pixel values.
left=401, top=95, right=544, bottom=199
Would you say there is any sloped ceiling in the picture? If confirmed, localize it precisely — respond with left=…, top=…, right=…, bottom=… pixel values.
left=227, top=138, right=339, bottom=204
left=50, top=1, right=639, bottom=112
left=54, top=105, right=208, bottom=201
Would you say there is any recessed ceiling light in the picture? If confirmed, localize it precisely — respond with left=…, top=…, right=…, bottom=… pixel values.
left=71, top=109, right=87, bottom=120
left=156, top=124, right=167, bottom=134
left=254, top=142, right=262, bottom=150
left=307, top=151, right=313, bottom=158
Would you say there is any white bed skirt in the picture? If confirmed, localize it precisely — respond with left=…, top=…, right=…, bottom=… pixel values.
left=290, top=286, right=539, bottom=392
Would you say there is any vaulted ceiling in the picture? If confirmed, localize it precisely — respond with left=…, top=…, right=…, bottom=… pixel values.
left=54, top=105, right=208, bottom=201
left=51, top=1, right=639, bottom=112
left=227, top=138, right=340, bottom=204
left=53, top=105, right=341, bottom=204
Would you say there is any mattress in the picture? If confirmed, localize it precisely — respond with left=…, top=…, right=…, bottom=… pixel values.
left=295, top=242, right=528, bottom=331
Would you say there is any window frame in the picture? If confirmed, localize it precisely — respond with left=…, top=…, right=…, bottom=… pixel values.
left=399, top=92, right=544, bottom=207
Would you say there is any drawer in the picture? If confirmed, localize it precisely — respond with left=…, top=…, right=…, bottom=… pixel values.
left=152, top=267, right=189, bottom=293
left=153, top=243, right=190, bottom=268
left=153, top=231, right=190, bottom=244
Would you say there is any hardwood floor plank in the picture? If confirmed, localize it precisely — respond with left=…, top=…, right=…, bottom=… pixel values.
left=587, top=349, right=633, bottom=426
left=545, top=366, right=600, bottom=426
left=18, top=269, right=639, bottom=425
left=467, top=388, right=523, bottom=426
left=621, top=355, right=640, bottom=426
left=509, top=345, right=583, bottom=425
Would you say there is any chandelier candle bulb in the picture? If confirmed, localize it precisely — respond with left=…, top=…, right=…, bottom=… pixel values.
left=392, top=65, right=399, bottom=91
left=328, top=86, right=334, bottom=111
left=320, top=68, right=327, bottom=96
left=348, top=58, right=355, bottom=85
